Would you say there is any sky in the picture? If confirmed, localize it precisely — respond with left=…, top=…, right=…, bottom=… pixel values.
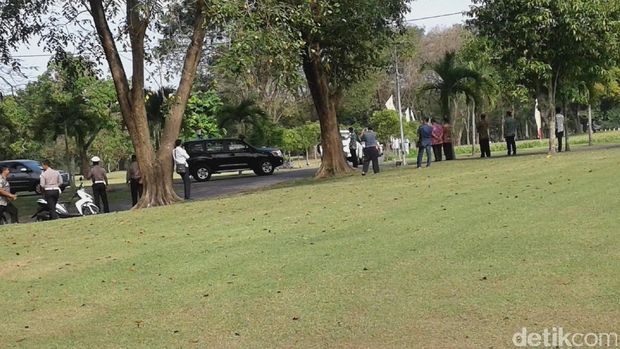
left=407, top=0, right=473, bottom=29
left=2, top=0, right=474, bottom=94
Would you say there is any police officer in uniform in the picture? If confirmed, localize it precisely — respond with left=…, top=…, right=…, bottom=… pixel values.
left=86, top=156, right=110, bottom=213
left=40, top=160, right=63, bottom=220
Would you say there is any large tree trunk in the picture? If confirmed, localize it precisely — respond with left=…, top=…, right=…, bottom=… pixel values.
left=79, top=147, right=89, bottom=176
left=302, top=42, right=350, bottom=178
left=89, top=0, right=206, bottom=208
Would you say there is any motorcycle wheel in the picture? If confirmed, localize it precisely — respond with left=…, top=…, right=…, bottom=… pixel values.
left=82, top=204, right=100, bottom=216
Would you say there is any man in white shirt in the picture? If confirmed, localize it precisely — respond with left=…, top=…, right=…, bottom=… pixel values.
left=40, top=160, right=63, bottom=219
left=555, top=107, right=565, bottom=152
left=173, top=139, right=191, bottom=200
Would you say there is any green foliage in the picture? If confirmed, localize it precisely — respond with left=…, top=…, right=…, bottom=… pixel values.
left=248, top=119, right=284, bottom=148
left=297, top=122, right=321, bottom=153
left=217, top=99, right=283, bottom=147
left=470, top=0, right=620, bottom=95
left=420, top=52, right=483, bottom=120
left=225, top=0, right=412, bottom=90
left=90, top=124, right=133, bottom=169
left=181, top=90, right=223, bottom=140
left=370, top=110, right=400, bottom=141
left=280, top=128, right=302, bottom=154
left=369, top=110, right=418, bottom=142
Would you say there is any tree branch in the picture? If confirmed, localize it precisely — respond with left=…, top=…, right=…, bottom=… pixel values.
left=158, top=1, right=207, bottom=160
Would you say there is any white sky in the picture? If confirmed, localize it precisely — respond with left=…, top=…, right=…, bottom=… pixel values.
left=2, top=0, right=474, bottom=94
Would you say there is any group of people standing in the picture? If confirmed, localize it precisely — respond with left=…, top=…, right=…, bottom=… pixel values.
left=416, top=118, right=456, bottom=168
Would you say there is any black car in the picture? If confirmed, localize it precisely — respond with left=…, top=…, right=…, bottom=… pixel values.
left=0, top=160, right=71, bottom=194
left=184, top=139, right=284, bottom=182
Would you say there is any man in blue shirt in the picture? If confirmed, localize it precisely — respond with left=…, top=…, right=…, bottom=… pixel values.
left=417, top=117, right=434, bottom=168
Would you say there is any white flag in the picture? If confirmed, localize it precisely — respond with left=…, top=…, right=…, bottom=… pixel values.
left=385, top=95, right=396, bottom=111
left=405, top=108, right=411, bottom=122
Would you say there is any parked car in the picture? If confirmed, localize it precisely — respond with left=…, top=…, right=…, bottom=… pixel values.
left=184, top=138, right=284, bottom=182
left=0, top=160, right=70, bottom=194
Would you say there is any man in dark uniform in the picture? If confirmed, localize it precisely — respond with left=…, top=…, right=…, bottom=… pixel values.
left=477, top=114, right=491, bottom=158
left=126, top=155, right=142, bottom=206
left=86, top=156, right=110, bottom=213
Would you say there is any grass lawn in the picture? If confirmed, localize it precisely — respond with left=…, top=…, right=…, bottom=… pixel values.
left=1, top=146, right=620, bottom=348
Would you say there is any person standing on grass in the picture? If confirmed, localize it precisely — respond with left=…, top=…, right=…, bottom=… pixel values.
left=360, top=127, right=380, bottom=175
left=556, top=107, right=565, bottom=152
left=0, top=166, right=19, bottom=224
left=173, top=139, right=191, bottom=199
left=40, top=160, right=63, bottom=220
left=126, top=155, right=143, bottom=206
left=348, top=127, right=360, bottom=168
left=86, top=156, right=110, bottom=213
left=431, top=118, right=444, bottom=162
left=442, top=118, right=455, bottom=160
left=417, top=117, right=434, bottom=168
left=504, top=111, right=518, bottom=156
left=477, top=114, right=491, bottom=158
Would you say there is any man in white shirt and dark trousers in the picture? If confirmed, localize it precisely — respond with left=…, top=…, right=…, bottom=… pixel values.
left=555, top=107, right=565, bottom=152
left=86, top=156, right=110, bottom=213
left=40, top=160, right=63, bottom=220
left=173, top=139, right=191, bottom=200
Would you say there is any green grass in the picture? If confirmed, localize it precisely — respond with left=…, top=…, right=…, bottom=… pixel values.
left=1, top=147, right=620, bottom=348
left=396, top=130, right=620, bottom=160
left=454, top=130, right=620, bottom=156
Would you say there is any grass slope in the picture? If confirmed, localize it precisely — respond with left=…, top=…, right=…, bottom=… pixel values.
left=1, top=148, right=620, bottom=348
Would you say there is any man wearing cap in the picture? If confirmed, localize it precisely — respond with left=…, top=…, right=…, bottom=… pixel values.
left=86, top=156, right=109, bottom=213
left=40, top=160, right=64, bottom=220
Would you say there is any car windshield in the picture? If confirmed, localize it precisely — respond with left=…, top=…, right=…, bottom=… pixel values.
left=23, top=161, right=43, bottom=171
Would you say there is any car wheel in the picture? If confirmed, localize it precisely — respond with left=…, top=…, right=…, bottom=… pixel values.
left=193, top=165, right=212, bottom=182
left=255, top=160, right=275, bottom=176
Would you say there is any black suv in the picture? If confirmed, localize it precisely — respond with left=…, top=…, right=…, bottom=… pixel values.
left=0, top=160, right=71, bottom=194
left=185, top=139, right=284, bottom=182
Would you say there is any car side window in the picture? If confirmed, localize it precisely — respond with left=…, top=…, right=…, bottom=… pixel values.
left=186, top=142, right=204, bottom=153
left=205, top=141, right=225, bottom=153
left=10, top=163, right=24, bottom=173
left=228, top=141, right=250, bottom=152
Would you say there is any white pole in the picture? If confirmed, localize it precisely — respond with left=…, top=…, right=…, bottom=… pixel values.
left=395, top=53, right=406, bottom=165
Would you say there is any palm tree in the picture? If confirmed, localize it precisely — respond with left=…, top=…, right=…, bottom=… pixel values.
left=420, top=52, right=483, bottom=121
left=217, top=99, right=269, bottom=137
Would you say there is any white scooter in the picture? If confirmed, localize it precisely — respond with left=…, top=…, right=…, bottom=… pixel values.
left=33, top=179, right=99, bottom=221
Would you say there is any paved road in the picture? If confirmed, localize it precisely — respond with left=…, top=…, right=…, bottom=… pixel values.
left=176, top=167, right=318, bottom=200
